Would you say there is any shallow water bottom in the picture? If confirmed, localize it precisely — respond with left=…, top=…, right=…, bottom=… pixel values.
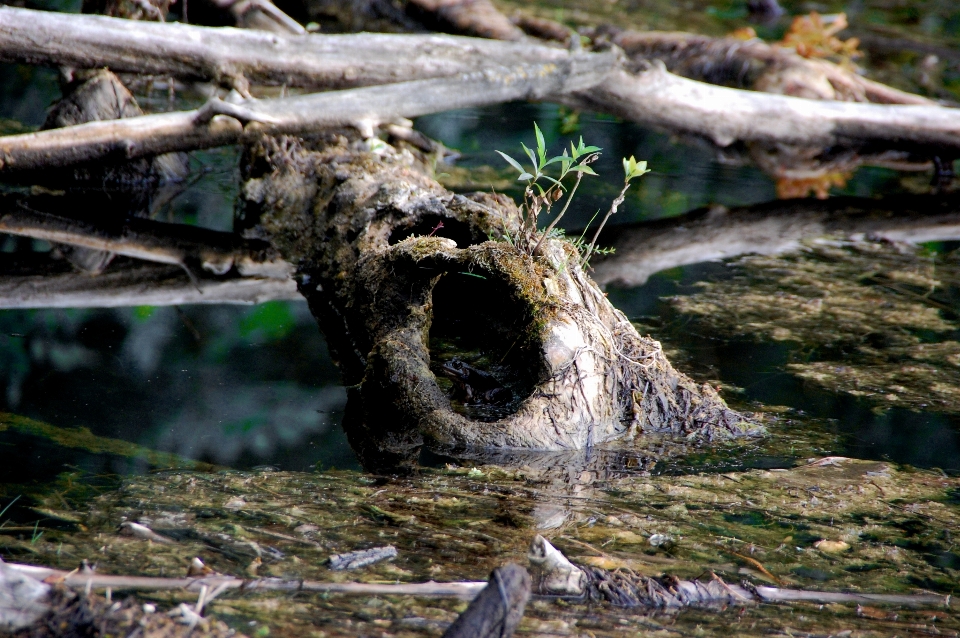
left=1, top=442, right=957, bottom=637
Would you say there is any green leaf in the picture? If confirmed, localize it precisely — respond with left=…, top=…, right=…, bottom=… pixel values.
left=520, top=142, right=539, bottom=172
left=496, top=150, right=525, bottom=174
left=622, top=156, right=650, bottom=180
left=517, top=172, right=534, bottom=181
left=534, top=123, right=547, bottom=165
left=569, top=165, right=598, bottom=176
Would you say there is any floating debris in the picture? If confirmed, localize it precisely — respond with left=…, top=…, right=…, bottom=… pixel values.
left=328, top=545, right=398, bottom=571
left=118, top=521, right=175, bottom=544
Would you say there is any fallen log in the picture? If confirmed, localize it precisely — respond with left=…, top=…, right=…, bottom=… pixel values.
left=237, top=130, right=755, bottom=463
left=0, top=6, right=958, bottom=164
left=0, top=57, right=612, bottom=171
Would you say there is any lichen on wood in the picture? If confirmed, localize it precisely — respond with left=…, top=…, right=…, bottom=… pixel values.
left=238, top=130, right=755, bottom=466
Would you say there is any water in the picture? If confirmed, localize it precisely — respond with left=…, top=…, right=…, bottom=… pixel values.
left=1, top=0, right=960, bottom=634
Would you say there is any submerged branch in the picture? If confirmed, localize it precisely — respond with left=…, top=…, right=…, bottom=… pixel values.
left=5, top=563, right=487, bottom=598
left=4, top=561, right=950, bottom=608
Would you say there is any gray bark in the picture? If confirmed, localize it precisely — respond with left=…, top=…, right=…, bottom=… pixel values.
left=0, top=6, right=958, bottom=162
left=0, top=57, right=613, bottom=171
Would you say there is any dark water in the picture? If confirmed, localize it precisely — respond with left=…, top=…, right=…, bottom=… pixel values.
left=1, top=0, right=959, bottom=479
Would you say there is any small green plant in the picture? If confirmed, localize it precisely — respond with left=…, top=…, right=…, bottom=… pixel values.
left=496, top=123, right=649, bottom=266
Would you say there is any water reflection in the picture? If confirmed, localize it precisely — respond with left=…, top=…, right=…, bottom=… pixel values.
left=0, top=302, right=358, bottom=472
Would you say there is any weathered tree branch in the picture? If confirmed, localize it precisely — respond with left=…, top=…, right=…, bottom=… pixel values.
left=0, top=58, right=613, bottom=171
left=563, top=66, right=960, bottom=150
left=0, top=6, right=574, bottom=90
left=0, top=6, right=958, bottom=166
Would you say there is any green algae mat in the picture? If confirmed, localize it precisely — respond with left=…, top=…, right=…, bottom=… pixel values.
left=2, top=454, right=958, bottom=637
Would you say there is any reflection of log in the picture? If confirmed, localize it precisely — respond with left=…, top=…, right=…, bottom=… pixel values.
left=591, top=195, right=960, bottom=287
left=0, top=59, right=611, bottom=171
left=0, top=201, right=290, bottom=278
left=1, top=7, right=958, bottom=161
left=240, top=132, right=754, bottom=465
left=0, top=262, right=298, bottom=309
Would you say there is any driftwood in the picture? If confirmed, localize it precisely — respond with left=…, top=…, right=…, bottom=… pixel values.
left=441, top=564, right=530, bottom=638
left=0, top=58, right=611, bottom=171
left=4, top=556, right=950, bottom=612
left=0, top=6, right=958, bottom=168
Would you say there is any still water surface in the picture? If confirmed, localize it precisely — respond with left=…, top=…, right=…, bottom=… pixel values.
left=0, top=1, right=959, bottom=634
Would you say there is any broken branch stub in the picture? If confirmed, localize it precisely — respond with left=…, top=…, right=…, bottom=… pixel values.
left=240, top=133, right=756, bottom=466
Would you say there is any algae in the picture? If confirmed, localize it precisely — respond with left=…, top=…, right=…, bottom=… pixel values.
left=3, top=455, right=958, bottom=637
left=670, top=240, right=960, bottom=414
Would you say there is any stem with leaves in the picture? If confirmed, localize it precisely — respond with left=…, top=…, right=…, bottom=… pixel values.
left=496, top=124, right=649, bottom=265
left=581, top=156, right=650, bottom=268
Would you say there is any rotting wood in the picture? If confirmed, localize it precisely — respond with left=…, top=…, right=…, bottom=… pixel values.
left=440, top=563, right=530, bottom=638
left=239, top=131, right=755, bottom=463
left=0, top=6, right=958, bottom=163
left=0, top=57, right=613, bottom=171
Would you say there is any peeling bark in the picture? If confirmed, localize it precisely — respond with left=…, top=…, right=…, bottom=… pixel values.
left=239, top=132, right=755, bottom=465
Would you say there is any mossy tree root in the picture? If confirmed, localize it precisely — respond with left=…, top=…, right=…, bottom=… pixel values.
left=240, top=132, right=757, bottom=467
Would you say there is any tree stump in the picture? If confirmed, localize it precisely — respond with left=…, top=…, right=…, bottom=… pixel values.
left=239, top=130, right=757, bottom=468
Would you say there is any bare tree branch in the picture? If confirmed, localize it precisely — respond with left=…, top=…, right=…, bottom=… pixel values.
left=0, top=57, right=613, bottom=171
left=563, top=66, right=960, bottom=150
left=0, top=6, right=575, bottom=90
left=0, top=6, right=956, bottom=168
